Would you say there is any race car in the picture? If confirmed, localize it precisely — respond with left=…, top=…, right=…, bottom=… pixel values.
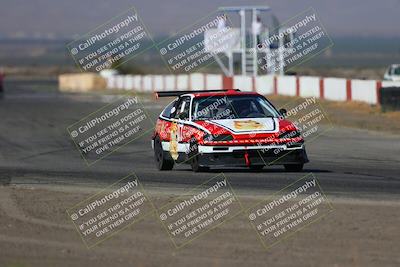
left=152, top=89, right=308, bottom=172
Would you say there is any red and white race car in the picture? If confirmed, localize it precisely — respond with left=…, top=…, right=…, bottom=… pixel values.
left=152, top=89, right=308, bottom=172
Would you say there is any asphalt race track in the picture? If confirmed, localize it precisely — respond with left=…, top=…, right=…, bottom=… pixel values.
left=0, top=79, right=399, bottom=267
left=1, top=79, right=399, bottom=196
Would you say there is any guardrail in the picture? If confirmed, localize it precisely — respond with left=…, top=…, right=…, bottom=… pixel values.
left=104, top=73, right=400, bottom=105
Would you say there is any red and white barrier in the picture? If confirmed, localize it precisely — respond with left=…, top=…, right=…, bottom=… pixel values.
left=105, top=73, right=400, bottom=105
left=165, top=75, right=175, bottom=90
left=323, top=78, right=347, bottom=102
left=255, top=75, right=274, bottom=95
left=115, top=75, right=125, bottom=90
left=176, top=74, right=189, bottom=91
left=124, top=75, right=134, bottom=91
left=190, top=73, right=205, bottom=90
left=153, top=75, right=164, bottom=91
left=206, top=74, right=223, bottom=89
left=133, top=75, right=141, bottom=90
left=351, top=79, right=378, bottom=104
left=233, top=76, right=253, bottom=92
left=142, top=75, right=152, bottom=92
left=276, top=75, right=296, bottom=96
left=107, top=75, right=117, bottom=89
left=299, top=76, right=320, bottom=98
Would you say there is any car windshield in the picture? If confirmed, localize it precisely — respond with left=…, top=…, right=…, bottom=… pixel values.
left=192, top=95, right=280, bottom=120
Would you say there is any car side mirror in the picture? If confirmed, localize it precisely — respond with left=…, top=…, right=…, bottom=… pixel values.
left=279, top=108, right=287, bottom=117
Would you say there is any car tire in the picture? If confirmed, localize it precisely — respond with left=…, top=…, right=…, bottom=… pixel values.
left=189, top=138, right=209, bottom=172
left=284, top=164, right=304, bottom=172
left=154, top=137, right=174, bottom=171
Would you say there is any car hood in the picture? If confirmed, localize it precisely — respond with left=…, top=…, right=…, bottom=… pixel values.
left=194, top=117, right=300, bottom=137
left=207, top=117, right=279, bottom=134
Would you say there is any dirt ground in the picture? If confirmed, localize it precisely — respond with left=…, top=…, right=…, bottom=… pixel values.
left=0, top=184, right=399, bottom=267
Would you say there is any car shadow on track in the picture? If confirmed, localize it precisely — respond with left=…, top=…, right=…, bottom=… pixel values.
left=174, top=168, right=332, bottom=174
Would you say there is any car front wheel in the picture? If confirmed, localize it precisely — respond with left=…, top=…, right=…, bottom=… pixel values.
left=189, top=138, right=209, bottom=172
left=154, top=137, right=174, bottom=171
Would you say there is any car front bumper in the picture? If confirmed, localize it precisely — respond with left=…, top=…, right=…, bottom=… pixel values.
left=197, top=144, right=308, bottom=167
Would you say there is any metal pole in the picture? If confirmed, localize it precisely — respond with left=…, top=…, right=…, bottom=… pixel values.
left=252, top=8, right=257, bottom=76
left=228, top=54, right=233, bottom=76
left=278, top=29, right=284, bottom=75
left=240, top=9, right=246, bottom=76
left=265, top=29, right=271, bottom=75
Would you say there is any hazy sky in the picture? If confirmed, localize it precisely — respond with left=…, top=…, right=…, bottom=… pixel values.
left=1, top=0, right=400, bottom=38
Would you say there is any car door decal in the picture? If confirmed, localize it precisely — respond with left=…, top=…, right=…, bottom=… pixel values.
left=169, top=121, right=179, bottom=160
